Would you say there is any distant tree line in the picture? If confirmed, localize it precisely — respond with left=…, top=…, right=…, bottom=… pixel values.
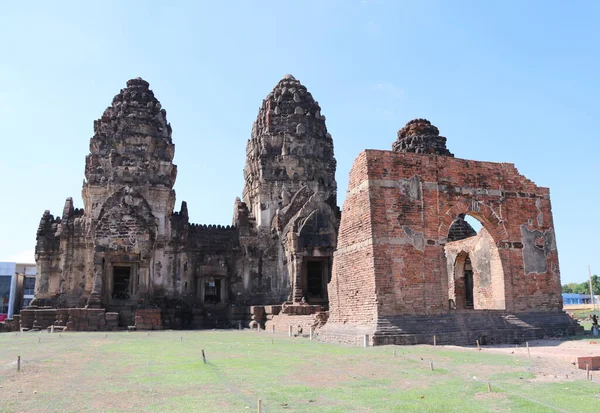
left=562, top=274, right=600, bottom=294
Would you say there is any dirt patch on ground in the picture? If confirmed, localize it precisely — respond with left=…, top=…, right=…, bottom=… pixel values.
left=443, top=339, right=600, bottom=383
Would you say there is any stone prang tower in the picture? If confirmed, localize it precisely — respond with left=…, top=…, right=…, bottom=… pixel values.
left=32, top=75, right=339, bottom=330
left=83, top=77, right=177, bottom=220
left=238, top=74, right=339, bottom=304
left=35, top=78, right=183, bottom=313
left=243, top=74, right=336, bottom=227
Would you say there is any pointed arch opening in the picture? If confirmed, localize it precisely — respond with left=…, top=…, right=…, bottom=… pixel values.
left=445, top=213, right=506, bottom=311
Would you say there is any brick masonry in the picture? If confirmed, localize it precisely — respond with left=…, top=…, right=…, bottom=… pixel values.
left=135, top=309, right=162, bottom=330
left=323, top=119, right=580, bottom=344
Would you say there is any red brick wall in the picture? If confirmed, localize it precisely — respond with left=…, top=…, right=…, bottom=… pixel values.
left=328, top=150, right=563, bottom=327
left=327, top=152, right=378, bottom=326
left=135, top=309, right=162, bottom=330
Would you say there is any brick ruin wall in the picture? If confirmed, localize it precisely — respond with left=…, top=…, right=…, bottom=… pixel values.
left=326, top=150, right=564, bottom=333
left=326, top=153, right=378, bottom=330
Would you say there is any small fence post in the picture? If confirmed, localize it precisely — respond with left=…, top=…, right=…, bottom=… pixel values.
left=363, top=334, right=369, bottom=348
left=288, top=325, right=292, bottom=337
left=586, top=364, right=590, bottom=380
left=17, top=356, right=21, bottom=372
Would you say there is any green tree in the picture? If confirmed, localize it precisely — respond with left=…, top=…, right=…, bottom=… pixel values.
left=562, top=283, right=579, bottom=293
left=562, top=275, right=600, bottom=295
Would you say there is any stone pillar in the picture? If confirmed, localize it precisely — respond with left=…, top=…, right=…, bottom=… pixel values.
left=292, top=254, right=304, bottom=303
left=33, top=257, right=51, bottom=297
left=86, top=253, right=104, bottom=308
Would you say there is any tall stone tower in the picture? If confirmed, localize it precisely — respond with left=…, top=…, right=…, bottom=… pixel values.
left=243, top=74, right=337, bottom=228
left=34, top=78, right=181, bottom=310
left=31, top=75, right=341, bottom=330
left=83, top=77, right=177, bottom=232
left=239, top=75, right=339, bottom=304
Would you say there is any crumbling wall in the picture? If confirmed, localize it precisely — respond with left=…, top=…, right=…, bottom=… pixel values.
left=328, top=121, right=564, bottom=336
left=325, top=152, right=378, bottom=328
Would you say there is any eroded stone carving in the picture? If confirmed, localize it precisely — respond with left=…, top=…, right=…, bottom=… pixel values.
left=33, top=75, right=339, bottom=328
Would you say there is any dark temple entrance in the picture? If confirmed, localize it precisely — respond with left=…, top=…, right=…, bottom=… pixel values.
left=305, top=260, right=329, bottom=305
left=112, top=266, right=131, bottom=300
left=464, top=257, right=474, bottom=309
left=204, top=278, right=222, bottom=304
left=307, top=261, right=323, bottom=297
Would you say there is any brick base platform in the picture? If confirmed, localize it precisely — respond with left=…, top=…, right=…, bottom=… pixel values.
left=320, top=311, right=583, bottom=346
left=19, top=307, right=120, bottom=331
left=265, top=312, right=328, bottom=334
left=135, top=309, right=162, bottom=330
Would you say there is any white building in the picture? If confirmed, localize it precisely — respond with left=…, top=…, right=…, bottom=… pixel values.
left=0, top=262, right=17, bottom=320
left=0, top=262, right=37, bottom=320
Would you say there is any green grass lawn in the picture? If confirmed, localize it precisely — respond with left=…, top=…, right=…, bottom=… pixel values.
left=0, top=330, right=598, bottom=412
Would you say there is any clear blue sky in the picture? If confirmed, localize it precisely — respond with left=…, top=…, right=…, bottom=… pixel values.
left=1, top=1, right=598, bottom=284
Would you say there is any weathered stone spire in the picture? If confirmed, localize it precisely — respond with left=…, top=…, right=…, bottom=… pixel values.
left=243, top=75, right=337, bottom=228
left=84, top=77, right=177, bottom=189
left=393, top=119, right=454, bottom=156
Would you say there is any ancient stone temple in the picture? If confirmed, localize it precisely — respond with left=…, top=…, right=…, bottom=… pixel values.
left=27, top=79, right=579, bottom=343
left=31, top=76, right=338, bottom=330
left=321, top=118, right=580, bottom=345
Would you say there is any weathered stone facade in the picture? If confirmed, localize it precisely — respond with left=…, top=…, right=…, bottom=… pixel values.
left=30, top=79, right=579, bottom=343
left=32, top=76, right=338, bottom=328
left=321, top=119, right=580, bottom=345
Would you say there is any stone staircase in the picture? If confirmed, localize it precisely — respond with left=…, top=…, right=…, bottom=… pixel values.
left=371, top=311, right=583, bottom=346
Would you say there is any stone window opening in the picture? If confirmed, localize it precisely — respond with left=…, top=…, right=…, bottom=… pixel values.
left=112, top=266, right=131, bottom=300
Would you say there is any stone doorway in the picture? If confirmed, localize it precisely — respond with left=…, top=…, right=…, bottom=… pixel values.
left=203, top=278, right=222, bottom=304
left=464, top=257, right=474, bottom=309
left=112, top=266, right=131, bottom=300
left=303, top=259, right=329, bottom=305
